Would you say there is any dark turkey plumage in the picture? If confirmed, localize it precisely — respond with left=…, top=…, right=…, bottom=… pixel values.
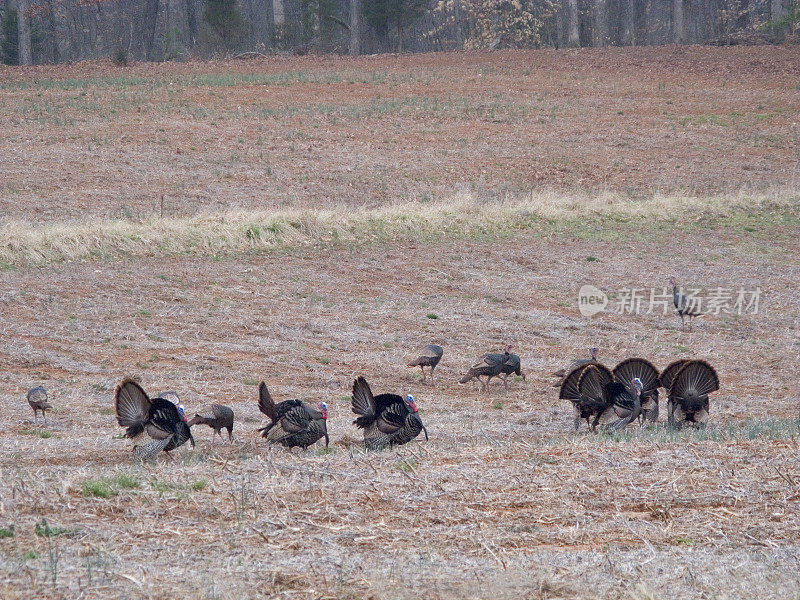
left=558, top=361, right=608, bottom=431
left=670, top=278, right=702, bottom=330
left=667, top=360, right=719, bottom=429
left=407, top=344, right=444, bottom=384
left=499, top=352, right=526, bottom=390
left=133, top=435, right=175, bottom=462
left=580, top=365, right=642, bottom=431
left=351, top=376, right=428, bottom=450
left=188, top=404, right=235, bottom=444
left=612, top=358, right=660, bottom=423
left=459, top=348, right=509, bottom=391
left=114, top=379, right=195, bottom=455
left=552, top=347, right=599, bottom=387
left=27, top=386, right=52, bottom=425
left=659, top=360, right=690, bottom=393
left=257, top=382, right=328, bottom=449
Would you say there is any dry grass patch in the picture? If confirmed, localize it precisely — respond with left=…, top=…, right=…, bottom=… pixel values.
left=2, top=189, right=797, bottom=266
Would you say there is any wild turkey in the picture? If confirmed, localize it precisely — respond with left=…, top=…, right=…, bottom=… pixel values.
left=351, top=376, right=428, bottom=450
left=558, top=361, right=608, bottom=431
left=27, top=386, right=52, bottom=424
left=659, top=360, right=690, bottom=393
left=579, top=365, right=643, bottom=431
left=667, top=360, right=719, bottom=429
left=407, top=344, right=444, bottom=384
left=188, top=404, right=235, bottom=444
left=459, top=346, right=510, bottom=391
left=551, top=347, right=599, bottom=387
left=114, top=378, right=195, bottom=457
left=158, top=390, right=181, bottom=404
left=499, top=351, right=526, bottom=390
left=670, top=278, right=702, bottom=330
left=132, top=435, right=175, bottom=462
left=612, top=358, right=660, bottom=423
left=257, top=382, right=328, bottom=449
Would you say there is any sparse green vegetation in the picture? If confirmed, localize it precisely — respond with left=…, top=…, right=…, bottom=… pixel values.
left=81, top=473, right=140, bottom=498
left=395, top=458, right=420, bottom=473
left=0, top=525, right=15, bottom=538
left=35, top=519, right=74, bottom=538
left=22, top=429, right=54, bottom=439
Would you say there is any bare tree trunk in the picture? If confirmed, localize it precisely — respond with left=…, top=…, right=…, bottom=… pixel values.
left=185, top=0, right=199, bottom=50
left=397, top=21, right=403, bottom=53
left=593, top=0, right=606, bottom=47
left=45, top=0, right=60, bottom=62
left=567, top=0, right=579, bottom=47
left=143, top=0, right=160, bottom=60
left=349, top=0, right=360, bottom=55
left=771, top=0, right=786, bottom=21
left=673, top=0, right=684, bottom=44
left=16, top=0, right=33, bottom=65
left=95, top=2, right=105, bottom=57
left=744, top=0, right=755, bottom=27
left=771, top=0, right=786, bottom=41
left=452, top=0, right=463, bottom=49
left=273, top=0, right=285, bottom=27
left=622, top=0, right=635, bottom=45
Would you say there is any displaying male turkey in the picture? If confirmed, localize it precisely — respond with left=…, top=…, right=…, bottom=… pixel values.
left=558, top=361, right=608, bottom=431
left=257, top=382, right=328, bottom=449
left=579, top=365, right=643, bottom=431
left=351, top=376, right=428, bottom=450
left=114, top=378, right=195, bottom=458
left=459, top=346, right=510, bottom=391
left=612, top=358, right=661, bottom=423
left=659, top=360, right=690, bottom=393
left=499, top=350, right=526, bottom=390
left=27, top=386, right=52, bottom=425
left=670, top=278, right=702, bottom=330
left=552, top=347, right=599, bottom=387
left=667, top=360, right=719, bottom=429
left=407, top=344, right=444, bottom=384
left=188, top=404, right=235, bottom=444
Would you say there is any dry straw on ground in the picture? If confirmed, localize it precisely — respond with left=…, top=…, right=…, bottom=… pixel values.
left=2, top=190, right=797, bottom=265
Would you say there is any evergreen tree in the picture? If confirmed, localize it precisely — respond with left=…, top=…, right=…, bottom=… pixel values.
left=203, top=0, right=245, bottom=49
left=362, top=0, right=427, bottom=52
left=1, top=8, right=19, bottom=65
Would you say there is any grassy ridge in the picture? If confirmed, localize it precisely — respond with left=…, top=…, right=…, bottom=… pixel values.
left=2, top=190, right=797, bottom=266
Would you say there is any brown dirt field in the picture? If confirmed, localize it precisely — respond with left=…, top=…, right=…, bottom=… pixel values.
left=1, top=227, right=799, bottom=599
left=0, top=48, right=799, bottom=599
left=1, top=46, right=799, bottom=222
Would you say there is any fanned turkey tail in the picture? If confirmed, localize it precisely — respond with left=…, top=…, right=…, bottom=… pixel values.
left=659, top=360, right=691, bottom=392
left=114, top=378, right=152, bottom=439
left=613, top=358, right=660, bottom=423
left=668, top=360, right=719, bottom=428
left=258, top=382, right=277, bottom=422
left=351, top=376, right=377, bottom=429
